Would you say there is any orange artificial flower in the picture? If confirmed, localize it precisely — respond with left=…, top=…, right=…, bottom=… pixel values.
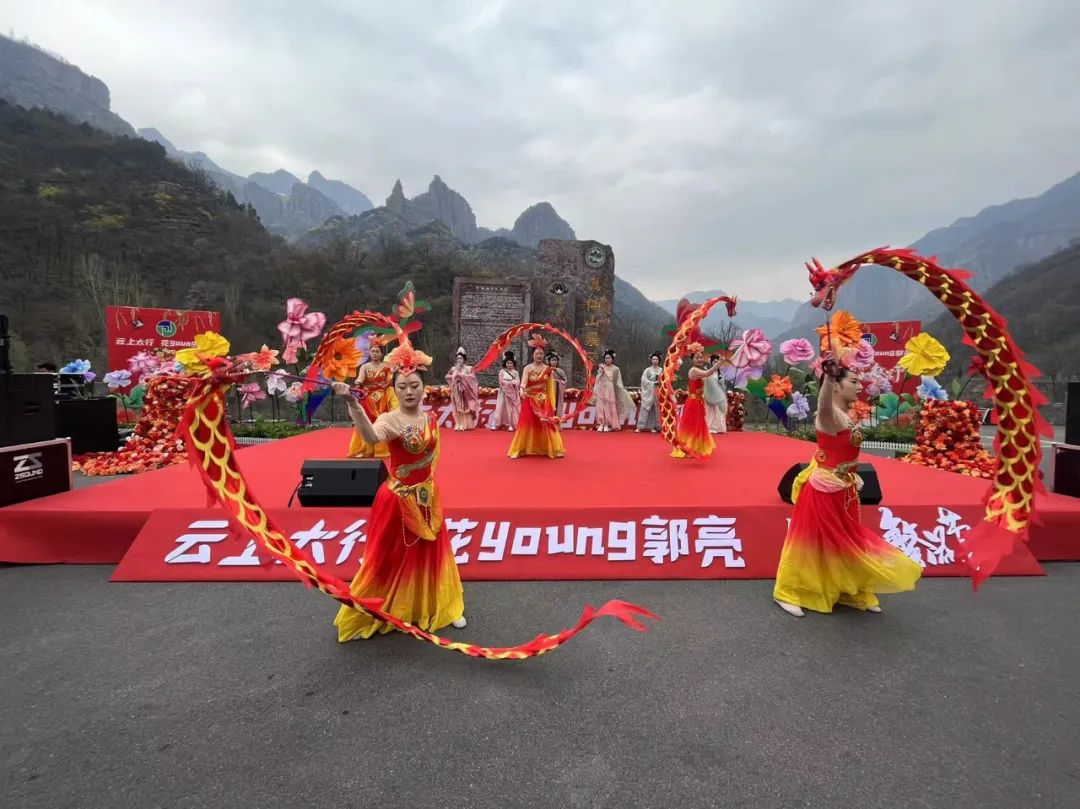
left=251, top=344, right=280, bottom=372
left=816, top=310, right=864, bottom=354
left=765, top=374, right=793, bottom=399
left=848, top=400, right=872, bottom=423
left=321, top=336, right=364, bottom=382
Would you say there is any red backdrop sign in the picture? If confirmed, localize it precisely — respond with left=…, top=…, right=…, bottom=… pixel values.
left=861, top=320, right=921, bottom=371
left=106, top=306, right=221, bottom=380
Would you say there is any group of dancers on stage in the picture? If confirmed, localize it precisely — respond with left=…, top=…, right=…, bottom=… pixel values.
left=326, top=310, right=922, bottom=644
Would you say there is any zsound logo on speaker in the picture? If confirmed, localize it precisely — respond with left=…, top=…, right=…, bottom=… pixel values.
left=13, top=452, right=44, bottom=482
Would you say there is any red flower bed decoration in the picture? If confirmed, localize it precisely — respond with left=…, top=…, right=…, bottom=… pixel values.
left=727, top=391, right=746, bottom=432
left=900, top=399, right=996, bottom=478
left=74, top=373, right=196, bottom=476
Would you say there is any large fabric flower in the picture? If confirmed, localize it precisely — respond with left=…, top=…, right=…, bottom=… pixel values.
left=730, top=328, right=772, bottom=373
left=848, top=400, right=873, bottom=423
left=853, top=339, right=875, bottom=370
left=320, top=336, right=364, bottom=382
left=284, top=382, right=304, bottom=404
left=898, top=332, right=950, bottom=377
left=786, top=390, right=811, bottom=419
left=267, top=372, right=288, bottom=395
left=278, top=298, right=326, bottom=364
left=779, top=338, right=814, bottom=365
left=175, top=332, right=230, bottom=374
left=815, top=310, right=863, bottom=353
left=127, top=351, right=160, bottom=376
left=60, top=359, right=92, bottom=376
left=863, top=365, right=892, bottom=397
left=103, top=369, right=133, bottom=390
left=765, top=374, right=793, bottom=399
left=251, top=344, right=280, bottom=372
left=917, top=376, right=948, bottom=401
left=239, top=382, right=268, bottom=409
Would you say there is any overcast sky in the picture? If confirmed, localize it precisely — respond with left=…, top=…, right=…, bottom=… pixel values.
left=9, top=0, right=1080, bottom=301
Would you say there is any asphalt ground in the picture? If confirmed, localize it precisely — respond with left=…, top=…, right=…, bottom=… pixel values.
left=2, top=564, right=1079, bottom=809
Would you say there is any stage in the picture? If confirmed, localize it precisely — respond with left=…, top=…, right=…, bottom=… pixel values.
left=1, top=428, right=1078, bottom=580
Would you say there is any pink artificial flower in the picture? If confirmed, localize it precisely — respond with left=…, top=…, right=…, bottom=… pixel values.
left=779, top=338, right=815, bottom=365
left=863, top=365, right=892, bottom=397
left=239, top=382, right=267, bottom=409
left=127, top=351, right=160, bottom=376
left=277, top=298, right=327, bottom=362
left=853, top=339, right=875, bottom=370
left=730, top=328, right=772, bottom=370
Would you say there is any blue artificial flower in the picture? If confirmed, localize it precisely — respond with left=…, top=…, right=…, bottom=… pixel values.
left=103, top=369, right=133, bottom=390
left=786, top=390, right=811, bottom=419
left=60, top=359, right=92, bottom=375
left=917, top=376, right=948, bottom=401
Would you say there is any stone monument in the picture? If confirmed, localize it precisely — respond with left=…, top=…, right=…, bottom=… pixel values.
left=451, top=278, right=532, bottom=385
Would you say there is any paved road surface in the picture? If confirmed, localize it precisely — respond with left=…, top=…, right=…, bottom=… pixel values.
left=2, top=565, right=1078, bottom=808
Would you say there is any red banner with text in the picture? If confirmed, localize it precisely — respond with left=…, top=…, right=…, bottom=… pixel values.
left=106, top=306, right=221, bottom=381
left=861, top=320, right=921, bottom=372
left=111, top=504, right=1044, bottom=582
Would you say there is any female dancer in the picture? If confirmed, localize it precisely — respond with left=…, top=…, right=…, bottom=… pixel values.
left=331, top=342, right=467, bottom=640
left=445, top=347, right=479, bottom=431
left=489, top=352, right=521, bottom=431
left=671, top=345, right=722, bottom=459
left=347, top=337, right=396, bottom=458
left=547, top=351, right=568, bottom=419
left=636, top=352, right=662, bottom=432
left=508, top=336, right=565, bottom=458
left=773, top=358, right=922, bottom=617
left=704, top=352, right=728, bottom=434
left=594, top=349, right=634, bottom=432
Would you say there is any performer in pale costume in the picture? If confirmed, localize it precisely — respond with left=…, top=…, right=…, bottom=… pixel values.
left=489, top=352, right=521, bottom=431
left=773, top=356, right=922, bottom=617
left=332, top=341, right=466, bottom=640
left=547, top=350, right=568, bottom=419
left=671, top=345, right=723, bottom=459
left=508, top=335, right=565, bottom=458
left=594, top=349, right=634, bottom=432
left=347, top=337, right=397, bottom=458
left=704, top=352, right=728, bottom=434
left=636, top=352, right=662, bottom=432
left=445, top=347, right=480, bottom=431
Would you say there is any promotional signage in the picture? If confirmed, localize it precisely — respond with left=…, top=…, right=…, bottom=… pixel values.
left=111, top=502, right=1044, bottom=582
left=0, top=438, right=72, bottom=507
left=861, top=320, right=922, bottom=372
left=105, top=306, right=221, bottom=381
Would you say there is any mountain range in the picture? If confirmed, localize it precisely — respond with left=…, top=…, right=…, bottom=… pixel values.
left=653, top=292, right=802, bottom=340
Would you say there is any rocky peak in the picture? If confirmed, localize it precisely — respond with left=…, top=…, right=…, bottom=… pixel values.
left=307, top=170, right=373, bottom=215
left=410, top=175, right=478, bottom=244
left=386, top=179, right=407, bottom=215
left=511, top=202, right=576, bottom=248
left=249, top=169, right=302, bottom=196
left=137, top=127, right=179, bottom=157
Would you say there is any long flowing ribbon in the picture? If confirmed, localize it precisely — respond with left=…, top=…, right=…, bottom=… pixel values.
left=178, top=371, right=658, bottom=659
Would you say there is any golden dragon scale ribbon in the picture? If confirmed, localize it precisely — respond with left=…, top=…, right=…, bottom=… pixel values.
left=659, top=296, right=738, bottom=459
left=178, top=377, right=657, bottom=659
left=475, top=322, right=597, bottom=426
left=809, top=247, right=1053, bottom=588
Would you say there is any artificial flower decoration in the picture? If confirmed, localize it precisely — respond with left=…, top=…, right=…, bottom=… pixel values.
left=284, top=382, right=305, bottom=404
left=779, top=338, right=815, bottom=365
left=917, top=376, right=948, bottom=401
left=175, top=332, right=230, bottom=374
left=815, top=310, right=864, bottom=354
left=765, top=374, right=793, bottom=399
left=320, top=336, right=364, bottom=382
left=898, top=332, right=950, bottom=377
left=786, top=390, right=811, bottom=420
left=853, top=339, right=875, bottom=370
left=238, top=382, right=268, bottom=409
left=251, top=344, right=280, bottom=372
left=278, top=298, right=327, bottom=364
left=848, top=400, right=873, bottom=423
left=127, top=351, right=160, bottom=376
left=730, top=328, right=773, bottom=370
left=103, top=369, right=133, bottom=390
left=266, top=372, right=288, bottom=395
left=863, top=365, right=893, bottom=397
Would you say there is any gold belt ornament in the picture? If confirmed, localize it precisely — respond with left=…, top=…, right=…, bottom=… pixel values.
left=393, top=450, right=435, bottom=479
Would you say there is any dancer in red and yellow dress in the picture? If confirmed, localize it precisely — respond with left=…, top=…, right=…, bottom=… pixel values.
left=332, top=342, right=465, bottom=640
left=773, top=358, right=922, bottom=617
left=508, top=334, right=565, bottom=459
left=347, top=338, right=398, bottom=458
left=671, top=345, right=723, bottom=459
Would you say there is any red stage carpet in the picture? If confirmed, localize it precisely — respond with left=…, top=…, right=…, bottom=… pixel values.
left=2, top=428, right=1077, bottom=580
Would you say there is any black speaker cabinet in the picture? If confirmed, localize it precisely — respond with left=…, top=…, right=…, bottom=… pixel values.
left=298, top=459, right=389, bottom=507
left=1066, top=382, right=1080, bottom=447
left=0, top=373, right=57, bottom=447
left=778, top=462, right=883, bottom=505
left=1052, top=445, right=1080, bottom=499
left=55, top=397, right=119, bottom=454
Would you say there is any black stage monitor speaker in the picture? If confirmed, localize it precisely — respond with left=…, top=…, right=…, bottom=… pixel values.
left=778, top=462, right=883, bottom=505
left=0, top=373, right=57, bottom=447
left=1066, top=382, right=1080, bottom=447
left=298, top=459, right=388, bottom=507
left=1052, top=445, right=1080, bottom=499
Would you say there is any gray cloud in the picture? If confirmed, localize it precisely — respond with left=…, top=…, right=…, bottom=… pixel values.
left=8, top=0, right=1080, bottom=300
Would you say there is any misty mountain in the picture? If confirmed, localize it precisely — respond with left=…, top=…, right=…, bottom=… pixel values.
left=249, top=169, right=302, bottom=196
left=652, top=289, right=802, bottom=340
left=307, top=171, right=373, bottom=215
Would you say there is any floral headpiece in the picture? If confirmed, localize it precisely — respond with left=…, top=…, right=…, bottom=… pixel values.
left=686, top=341, right=704, bottom=355
left=527, top=333, right=549, bottom=350
left=367, top=333, right=392, bottom=349
left=386, top=338, right=432, bottom=376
